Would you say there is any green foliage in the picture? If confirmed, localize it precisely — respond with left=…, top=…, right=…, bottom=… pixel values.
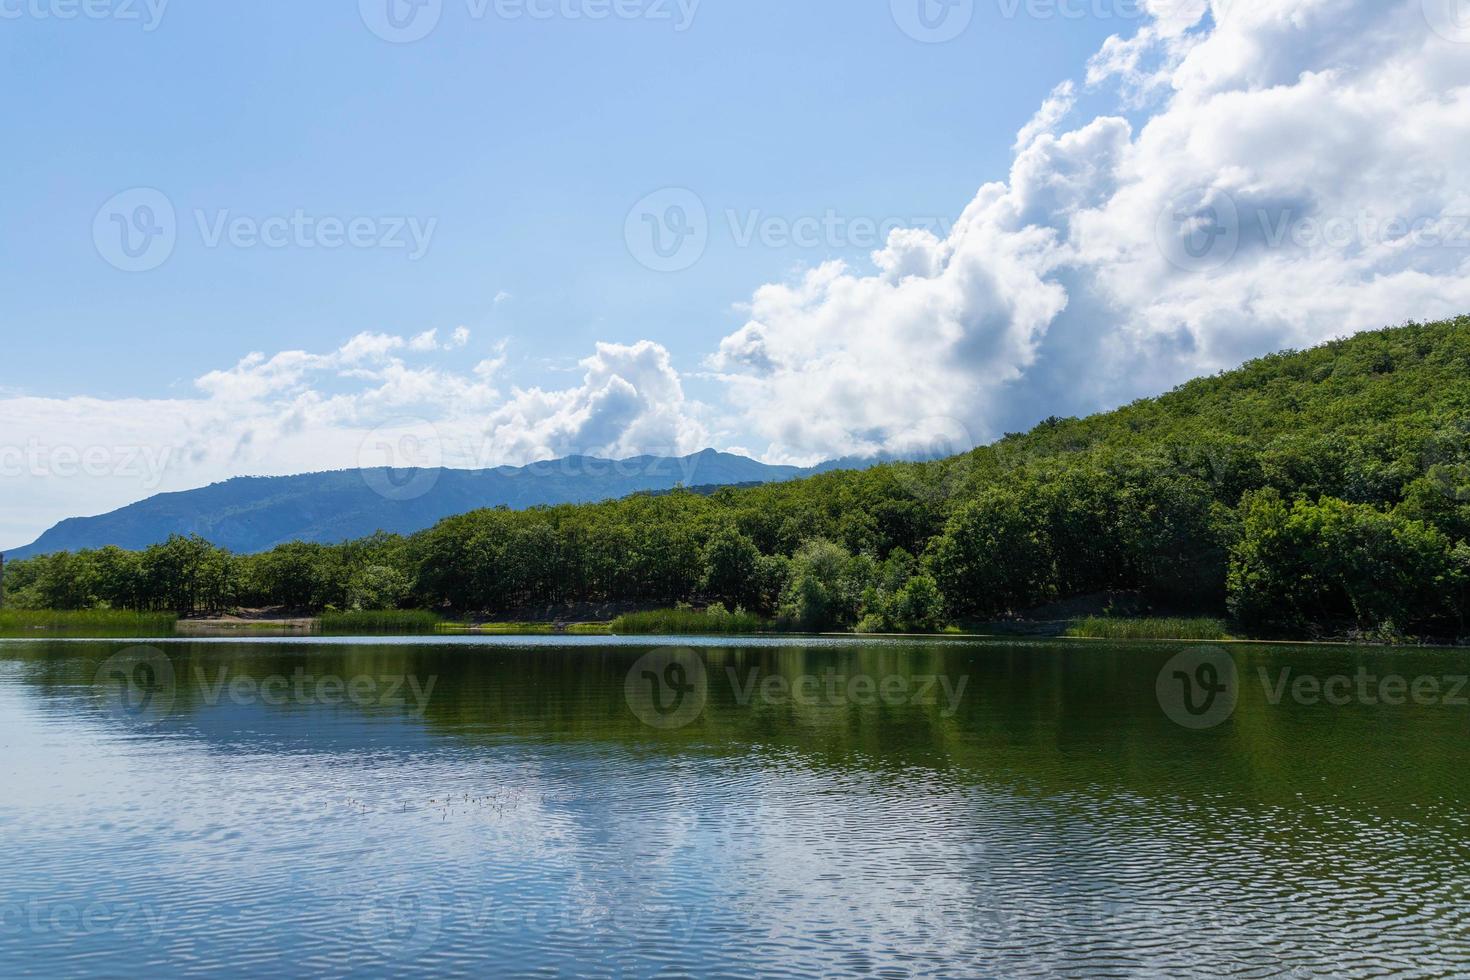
left=858, top=573, right=948, bottom=634
left=318, top=609, right=442, bottom=635
left=929, top=490, right=1053, bottom=617
left=700, top=527, right=761, bottom=609
left=7, top=318, right=1470, bottom=639
left=777, top=540, right=867, bottom=631
left=346, top=565, right=411, bottom=611
left=0, top=610, right=177, bottom=637
left=611, top=606, right=769, bottom=635
left=1228, top=492, right=1460, bottom=634
left=1066, top=617, right=1229, bottom=640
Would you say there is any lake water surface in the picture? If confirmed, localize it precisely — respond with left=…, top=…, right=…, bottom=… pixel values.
left=2, top=635, right=1468, bottom=977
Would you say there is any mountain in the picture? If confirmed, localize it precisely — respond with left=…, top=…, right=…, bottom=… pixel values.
left=9, top=319, right=1470, bottom=638
left=6, top=450, right=827, bottom=559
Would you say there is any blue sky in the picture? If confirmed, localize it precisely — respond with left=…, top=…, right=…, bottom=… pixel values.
left=2, top=0, right=1116, bottom=399
left=3, top=0, right=1469, bottom=549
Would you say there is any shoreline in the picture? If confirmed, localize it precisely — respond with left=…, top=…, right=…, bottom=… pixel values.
left=1, top=619, right=1464, bottom=649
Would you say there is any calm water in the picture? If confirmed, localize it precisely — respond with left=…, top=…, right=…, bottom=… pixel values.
left=2, top=635, right=1469, bottom=978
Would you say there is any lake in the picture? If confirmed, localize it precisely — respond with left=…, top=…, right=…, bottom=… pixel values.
left=1, top=635, right=1467, bottom=977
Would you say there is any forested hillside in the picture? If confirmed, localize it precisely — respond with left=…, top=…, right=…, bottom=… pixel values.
left=7, top=318, right=1469, bottom=639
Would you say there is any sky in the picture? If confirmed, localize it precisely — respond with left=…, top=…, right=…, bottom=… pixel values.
left=2, top=0, right=1469, bottom=550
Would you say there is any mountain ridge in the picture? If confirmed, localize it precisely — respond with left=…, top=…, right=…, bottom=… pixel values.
left=6, top=449, right=840, bottom=559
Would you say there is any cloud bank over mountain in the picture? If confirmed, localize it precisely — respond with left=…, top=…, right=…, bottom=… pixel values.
left=4, top=0, right=1469, bottom=546
left=710, top=0, right=1470, bottom=461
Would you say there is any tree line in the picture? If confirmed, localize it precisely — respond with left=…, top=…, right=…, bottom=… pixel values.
left=5, top=319, right=1470, bottom=639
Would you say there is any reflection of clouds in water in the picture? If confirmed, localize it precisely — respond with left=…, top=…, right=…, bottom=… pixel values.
left=5, top=642, right=1470, bottom=975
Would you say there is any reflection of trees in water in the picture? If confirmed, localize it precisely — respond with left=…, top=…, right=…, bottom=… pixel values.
left=6, top=638, right=1470, bottom=825
left=6, top=638, right=1470, bottom=973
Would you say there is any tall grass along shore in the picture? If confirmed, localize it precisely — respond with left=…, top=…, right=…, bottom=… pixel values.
left=318, top=610, right=443, bottom=635
left=0, top=610, right=179, bottom=637
left=612, top=607, right=769, bottom=635
left=1066, top=617, right=1229, bottom=641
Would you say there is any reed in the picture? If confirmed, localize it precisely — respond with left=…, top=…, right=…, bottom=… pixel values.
left=318, top=609, right=443, bottom=635
left=0, top=610, right=179, bottom=637
left=611, top=607, right=770, bottom=635
left=1066, top=616, right=1230, bottom=641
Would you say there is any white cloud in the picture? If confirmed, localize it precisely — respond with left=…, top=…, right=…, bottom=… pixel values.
left=710, top=0, right=1470, bottom=462
left=8, top=0, right=1470, bottom=546
left=480, top=340, right=708, bottom=465
left=0, top=331, right=701, bottom=547
left=1013, top=80, right=1077, bottom=151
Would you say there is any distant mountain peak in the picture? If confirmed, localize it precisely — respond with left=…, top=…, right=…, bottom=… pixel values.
left=6, top=449, right=829, bottom=559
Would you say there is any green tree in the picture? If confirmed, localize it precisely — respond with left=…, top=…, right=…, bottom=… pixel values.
left=778, top=540, right=866, bottom=631
left=929, top=490, right=1052, bottom=618
left=701, top=527, right=760, bottom=609
left=1229, top=493, right=1457, bottom=634
left=347, top=565, right=411, bottom=611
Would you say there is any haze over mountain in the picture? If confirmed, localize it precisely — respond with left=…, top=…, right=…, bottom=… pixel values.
left=6, top=450, right=834, bottom=560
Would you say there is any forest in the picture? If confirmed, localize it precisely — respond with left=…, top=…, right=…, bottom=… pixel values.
left=5, top=318, right=1469, bottom=640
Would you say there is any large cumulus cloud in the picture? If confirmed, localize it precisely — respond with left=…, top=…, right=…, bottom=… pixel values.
left=8, top=0, right=1470, bottom=546
left=479, top=340, right=708, bottom=464
left=710, top=0, right=1470, bottom=462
